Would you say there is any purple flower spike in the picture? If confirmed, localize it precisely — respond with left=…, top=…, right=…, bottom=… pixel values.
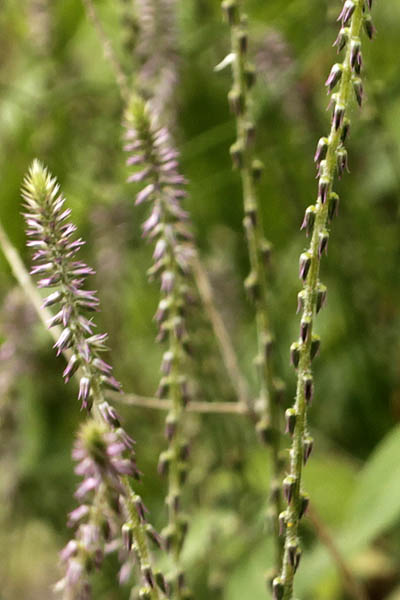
left=22, top=161, right=122, bottom=416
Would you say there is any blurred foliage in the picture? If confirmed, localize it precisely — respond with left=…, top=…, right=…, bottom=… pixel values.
left=0, top=0, right=400, bottom=599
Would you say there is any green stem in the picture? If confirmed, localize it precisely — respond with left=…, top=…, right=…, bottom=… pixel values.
left=278, top=2, right=369, bottom=598
left=223, top=0, right=283, bottom=571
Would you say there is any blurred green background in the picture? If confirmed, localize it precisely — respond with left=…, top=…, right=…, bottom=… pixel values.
left=1, top=0, right=400, bottom=598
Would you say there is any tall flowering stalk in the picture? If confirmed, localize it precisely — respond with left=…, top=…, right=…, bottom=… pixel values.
left=220, top=0, right=284, bottom=571
left=274, top=2, right=375, bottom=598
left=124, top=97, right=193, bottom=598
left=22, top=161, right=166, bottom=600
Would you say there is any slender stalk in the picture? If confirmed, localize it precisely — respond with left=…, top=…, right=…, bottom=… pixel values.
left=191, top=254, right=252, bottom=409
left=275, top=2, right=375, bottom=598
left=221, top=0, right=283, bottom=572
left=0, top=220, right=61, bottom=340
left=115, top=392, right=248, bottom=414
left=81, top=0, right=129, bottom=101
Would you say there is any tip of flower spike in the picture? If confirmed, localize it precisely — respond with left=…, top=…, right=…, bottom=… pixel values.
left=124, top=94, right=148, bottom=128
left=23, top=159, right=58, bottom=200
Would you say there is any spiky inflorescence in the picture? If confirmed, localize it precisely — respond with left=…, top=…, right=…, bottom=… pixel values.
left=133, top=0, right=179, bottom=121
left=22, top=161, right=166, bottom=600
left=274, top=2, right=376, bottom=599
left=220, top=0, right=284, bottom=574
left=124, top=97, right=193, bottom=597
left=22, top=159, right=121, bottom=412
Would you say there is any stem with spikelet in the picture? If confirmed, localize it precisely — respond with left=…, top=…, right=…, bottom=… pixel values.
left=22, top=161, right=166, bottom=600
left=220, top=0, right=284, bottom=573
left=273, top=1, right=375, bottom=598
left=124, top=97, right=193, bottom=599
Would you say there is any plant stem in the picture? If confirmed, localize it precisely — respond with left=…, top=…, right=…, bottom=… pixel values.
left=222, top=0, right=283, bottom=571
left=0, top=220, right=60, bottom=338
left=81, top=0, right=129, bottom=101
left=276, top=2, right=373, bottom=598
left=191, top=254, right=252, bottom=409
left=115, top=392, right=248, bottom=414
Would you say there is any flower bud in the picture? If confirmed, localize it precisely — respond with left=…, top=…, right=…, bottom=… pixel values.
left=318, top=177, right=330, bottom=204
left=314, top=137, right=329, bottom=165
left=303, top=372, right=313, bottom=404
left=285, top=408, right=297, bottom=436
left=290, top=341, right=301, bottom=368
left=141, top=565, right=154, bottom=588
left=350, top=39, right=362, bottom=72
left=158, top=450, right=172, bottom=476
left=363, top=14, right=375, bottom=39
left=352, top=76, right=363, bottom=107
left=244, top=271, right=260, bottom=301
left=245, top=121, right=256, bottom=146
left=278, top=511, right=288, bottom=536
left=337, top=0, right=355, bottom=26
left=333, top=27, right=349, bottom=52
left=161, top=350, right=174, bottom=374
left=178, top=462, right=188, bottom=485
left=167, top=491, right=180, bottom=513
left=310, top=334, right=321, bottom=360
left=238, top=30, right=248, bottom=54
left=327, top=192, right=340, bottom=222
left=245, top=204, right=257, bottom=227
left=288, top=540, right=302, bottom=572
left=251, top=158, right=264, bottom=181
left=299, top=251, right=312, bottom=281
left=228, top=87, right=244, bottom=115
left=122, top=523, right=134, bottom=551
left=165, top=413, right=177, bottom=441
left=300, top=315, right=312, bottom=342
left=283, top=475, right=297, bottom=504
left=336, top=147, right=348, bottom=178
left=272, top=577, right=284, bottom=600
left=240, top=63, right=255, bottom=90
left=155, top=571, right=169, bottom=595
left=230, top=140, right=244, bottom=169
left=299, top=492, right=310, bottom=519
left=260, top=239, right=272, bottom=266
left=318, top=229, right=329, bottom=257
left=315, top=282, right=327, bottom=314
left=297, top=289, right=306, bottom=314
left=333, top=104, right=345, bottom=130
left=145, top=524, right=163, bottom=549
left=341, top=118, right=350, bottom=143
left=300, top=205, right=316, bottom=237
left=325, top=64, right=343, bottom=92
left=222, top=0, right=238, bottom=25
left=303, top=435, right=314, bottom=464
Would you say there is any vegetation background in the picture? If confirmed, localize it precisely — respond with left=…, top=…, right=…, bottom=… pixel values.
left=0, top=0, right=400, bottom=598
